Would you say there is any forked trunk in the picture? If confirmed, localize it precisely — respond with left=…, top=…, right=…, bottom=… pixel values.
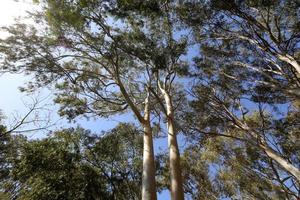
left=160, top=86, right=184, bottom=200
left=118, top=79, right=157, bottom=200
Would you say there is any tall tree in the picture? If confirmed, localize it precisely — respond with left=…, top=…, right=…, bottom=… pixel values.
left=2, top=124, right=143, bottom=200
left=0, top=1, right=159, bottom=199
left=0, top=1, right=191, bottom=199
left=181, top=136, right=299, bottom=200
left=178, top=0, right=300, bottom=187
left=183, top=0, right=300, bottom=76
left=112, top=2, right=189, bottom=198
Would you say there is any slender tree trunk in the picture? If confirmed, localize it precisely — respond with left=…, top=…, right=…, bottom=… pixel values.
left=142, top=96, right=157, bottom=200
left=277, top=54, right=300, bottom=74
left=259, top=142, right=300, bottom=182
left=167, top=114, right=185, bottom=200
left=159, top=86, right=184, bottom=200
left=117, top=79, right=157, bottom=200
left=247, top=128, right=300, bottom=182
left=237, top=35, right=300, bottom=74
left=247, top=128, right=300, bottom=181
left=225, top=98, right=300, bottom=182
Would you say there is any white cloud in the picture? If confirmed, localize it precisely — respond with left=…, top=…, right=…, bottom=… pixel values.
left=0, top=0, right=31, bottom=25
left=0, top=0, right=38, bottom=38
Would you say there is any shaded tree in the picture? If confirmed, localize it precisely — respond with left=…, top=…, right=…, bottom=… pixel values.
left=3, top=123, right=143, bottom=200
left=0, top=1, right=191, bottom=199
left=176, top=0, right=300, bottom=184
left=0, top=1, right=159, bottom=198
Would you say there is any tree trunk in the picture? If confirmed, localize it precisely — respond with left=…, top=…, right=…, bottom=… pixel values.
left=247, top=128, right=300, bottom=182
left=237, top=35, right=300, bottom=74
left=259, top=142, right=300, bottom=182
left=142, top=97, right=157, bottom=200
left=117, top=79, right=157, bottom=200
left=277, top=54, right=300, bottom=74
left=160, top=87, right=184, bottom=200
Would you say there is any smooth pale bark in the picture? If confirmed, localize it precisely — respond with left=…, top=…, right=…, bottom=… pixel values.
left=225, top=106, right=300, bottom=182
left=117, top=79, right=157, bottom=200
left=159, top=86, right=184, bottom=200
left=246, top=128, right=300, bottom=182
left=237, top=35, right=300, bottom=74
left=247, top=127, right=300, bottom=182
left=243, top=123, right=300, bottom=182
left=277, top=54, right=300, bottom=75
left=142, top=96, right=157, bottom=200
left=259, top=142, right=300, bottom=182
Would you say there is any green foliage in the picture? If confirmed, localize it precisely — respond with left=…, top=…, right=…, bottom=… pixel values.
left=178, top=0, right=300, bottom=198
left=0, top=0, right=300, bottom=199
left=1, top=124, right=142, bottom=200
left=181, top=137, right=295, bottom=200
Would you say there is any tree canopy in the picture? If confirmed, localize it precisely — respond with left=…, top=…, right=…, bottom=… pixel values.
left=0, top=0, right=299, bottom=199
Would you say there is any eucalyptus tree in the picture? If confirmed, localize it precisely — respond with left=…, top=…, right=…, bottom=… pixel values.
left=176, top=0, right=300, bottom=184
left=0, top=0, right=191, bottom=199
left=112, top=2, right=191, bottom=199
left=186, top=61, right=300, bottom=182
left=211, top=0, right=300, bottom=74
left=184, top=0, right=300, bottom=76
left=178, top=0, right=300, bottom=99
left=0, top=1, right=159, bottom=199
left=181, top=136, right=299, bottom=200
